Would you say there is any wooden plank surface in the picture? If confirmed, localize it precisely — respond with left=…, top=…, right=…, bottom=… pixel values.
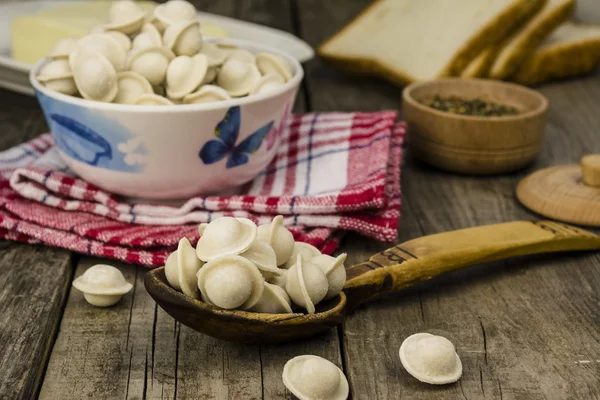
left=1, top=0, right=600, bottom=399
left=38, top=1, right=342, bottom=399
left=0, top=90, right=75, bottom=399
left=298, top=1, right=600, bottom=399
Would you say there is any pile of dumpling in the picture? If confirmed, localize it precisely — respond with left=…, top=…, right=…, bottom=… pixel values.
left=36, top=0, right=294, bottom=105
left=165, top=215, right=347, bottom=314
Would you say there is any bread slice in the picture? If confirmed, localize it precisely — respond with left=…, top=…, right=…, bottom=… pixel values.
left=514, top=23, right=600, bottom=85
left=462, top=0, right=548, bottom=78
left=487, top=0, right=575, bottom=80
left=462, top=49, right=494, bottom=78
left=318, top=0, right=540, bottom=85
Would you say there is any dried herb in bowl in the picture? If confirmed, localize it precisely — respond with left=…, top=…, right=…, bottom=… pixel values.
left=421, top=95, right=519, bottom=117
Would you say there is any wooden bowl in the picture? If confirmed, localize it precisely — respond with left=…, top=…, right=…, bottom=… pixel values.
left=403, top=78, right=549, bottom=175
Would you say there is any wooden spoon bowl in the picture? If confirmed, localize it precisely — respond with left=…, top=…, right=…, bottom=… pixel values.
left=146, top=220, right=600, bottom=344
left=146, top=267, right=346, bottom=344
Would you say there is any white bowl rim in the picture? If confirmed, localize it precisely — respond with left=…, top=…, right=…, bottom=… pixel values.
left=30, top=37, right=304, bottom=113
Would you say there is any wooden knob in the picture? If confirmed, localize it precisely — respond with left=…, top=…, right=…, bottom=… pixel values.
left=581, top=155, right=600, bottom=187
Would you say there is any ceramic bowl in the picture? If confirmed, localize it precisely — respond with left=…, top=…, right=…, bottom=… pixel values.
left=30, top=38, right=302, bottom=200
left=403, top=78, right=548, bottom=175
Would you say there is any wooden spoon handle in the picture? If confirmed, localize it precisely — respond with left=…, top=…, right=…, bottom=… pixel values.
left=343, top=221, right=600, bottom=310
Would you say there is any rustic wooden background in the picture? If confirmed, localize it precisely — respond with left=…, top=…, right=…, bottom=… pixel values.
left=0, top=0, right=599, bottom=399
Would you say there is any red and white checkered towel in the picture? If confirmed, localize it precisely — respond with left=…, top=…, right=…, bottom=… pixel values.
left=0, top=111, right=405, bottom=267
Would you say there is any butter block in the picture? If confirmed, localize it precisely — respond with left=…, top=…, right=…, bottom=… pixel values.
left=201, top=23, right=229, bottom=38
left=10, top=0, right=228, bottom=65
left=11, top=15, right=87, bottom=64
left=35, top=1, right=156, bottom=19
left=10, top=1, right=156, bottom=64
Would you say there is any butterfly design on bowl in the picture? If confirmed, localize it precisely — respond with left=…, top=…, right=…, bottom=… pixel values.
left=199, top=106, right=274, bottom=169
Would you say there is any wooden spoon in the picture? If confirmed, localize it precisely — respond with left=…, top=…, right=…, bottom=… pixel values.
left=145, top=220, right=600, bottom=344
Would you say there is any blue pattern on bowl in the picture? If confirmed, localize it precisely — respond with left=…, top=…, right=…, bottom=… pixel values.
left=36, top=90, right=148, bottom=173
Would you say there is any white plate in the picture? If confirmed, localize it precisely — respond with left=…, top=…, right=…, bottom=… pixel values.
left=0, top=0, right=314, bottom=96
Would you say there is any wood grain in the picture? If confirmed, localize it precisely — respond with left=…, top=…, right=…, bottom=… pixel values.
left=297, top=0, right=600, bottom=399
left=0, top=87, right=75, bottom=400
left=0, top=243, right=73, bottom=400
left=1, top=0, right=600, bottom=399
left=38, top=1, right=342, bottom=399
left=145, top=220, right=600, bottom=346
left=517, top=162, right=600, bottom=227
left=38, top=258, right=144, bottom=399
left=344, top=221, right=600, bottom=311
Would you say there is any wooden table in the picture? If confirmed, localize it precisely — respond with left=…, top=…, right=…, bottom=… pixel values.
left=1, top=1, right=600, bottom=399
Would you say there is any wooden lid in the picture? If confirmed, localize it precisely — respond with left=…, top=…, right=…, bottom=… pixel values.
left=516, top=155, right=600, bottom=227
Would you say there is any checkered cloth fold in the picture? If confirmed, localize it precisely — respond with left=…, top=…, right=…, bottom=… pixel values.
left=0, top=111, right=405, bottom=267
